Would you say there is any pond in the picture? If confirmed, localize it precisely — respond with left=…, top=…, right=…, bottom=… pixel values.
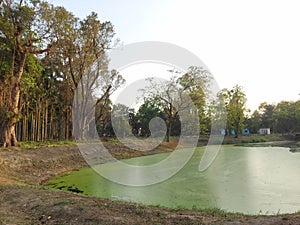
left=46, top=145, right=300, bottom=215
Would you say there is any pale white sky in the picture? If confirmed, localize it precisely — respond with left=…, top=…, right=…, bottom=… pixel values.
left=51, top=0, right=300, bottom=111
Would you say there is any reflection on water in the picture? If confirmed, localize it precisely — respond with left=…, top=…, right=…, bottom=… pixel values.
left=46, top=146, right=300, bottom=215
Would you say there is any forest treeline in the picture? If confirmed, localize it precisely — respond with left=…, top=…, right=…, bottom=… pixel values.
left=1, top=0, right=300, bottom=147
left=246, top=101, right=300, bottom=134
left=0, top=0, right=122, bottom=146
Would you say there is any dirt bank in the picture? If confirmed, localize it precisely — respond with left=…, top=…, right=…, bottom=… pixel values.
left=0, top=146, right=86, bottom=185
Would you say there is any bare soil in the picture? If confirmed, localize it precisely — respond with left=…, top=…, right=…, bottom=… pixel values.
left=0, top=142, right=300, bottom=224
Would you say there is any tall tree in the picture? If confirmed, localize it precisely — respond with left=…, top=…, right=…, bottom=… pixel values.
left=258, top=102, right=275, bottom=130
left=53, top=11, right=122, bottom=140
left=0, top=1, right=121, bottom=145
left=0, top=0, right=60, bottom=146
left=135, top=98, right=164, bottom=137
left=178, top=66, right=211, bottom=134
left=273, top=101, right=299, bottom=133
left=222, top=85, right=247, bottom=138
left=142, top=66, right=210, bottom=142
left=245, top=109, right=261, bottom=133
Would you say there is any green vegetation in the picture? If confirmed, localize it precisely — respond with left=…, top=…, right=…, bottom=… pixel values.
left=222, top=134, right=266, bottom=145
left=246, top=101, right=300, bottom=134
left=221, top=85, right=247, bottom=138
left=0, top=0, right=120, bottom=147
left=19, top=141, right=76, bottom=148
left=135, top=209, right=144, bottom=215
left=46, top=145, right=300, bottom=215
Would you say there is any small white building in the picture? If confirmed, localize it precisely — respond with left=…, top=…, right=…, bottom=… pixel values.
left=259, top=128, right=270, bottom=135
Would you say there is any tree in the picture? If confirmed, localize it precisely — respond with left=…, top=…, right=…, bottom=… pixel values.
left=178, top=66, right=211, bottom=134
left=0, top=1, right=122, bottom=145
left=245, top=110, right=261, bottom=133
left=95, top=97, right=113, bottom=137
left=0, top=0, right=64, bottom=146
left=141, top=66, right=210, bottom=142
left=110, top=103, right=135, bottom=138
left=209, top=91, right=227, bottom=135
left=273, top=101, right=298, bottom=133
left=135, top=98, right=164, bottom=137
left=55, top=11, right=122, bottom=141
left=245, top=103, right=275, bottom=134
left=258, top=102, right=275, bottom=131
left=222, top=85, right=247, bottom=138
left=73, top=65, right=124, bottom=140
left=246, top=100, right=300, bottom=134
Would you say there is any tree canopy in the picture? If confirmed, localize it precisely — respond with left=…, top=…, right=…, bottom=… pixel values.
left=0, top=0, right=119, bottom=146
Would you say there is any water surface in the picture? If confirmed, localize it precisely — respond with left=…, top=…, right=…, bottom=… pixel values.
left=46, top=146, right=300, bottom=214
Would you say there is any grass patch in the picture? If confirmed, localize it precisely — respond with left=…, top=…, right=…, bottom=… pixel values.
left=135, top=209, right=144, bottom=215
left=19, top=141, right=77, bottom=148
left=220, top=134, right=289, bottom=145
left=117, top=152, right=131, bottom=159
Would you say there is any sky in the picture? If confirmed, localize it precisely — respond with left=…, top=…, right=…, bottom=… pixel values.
left=50, top=0, right=300, bottom=111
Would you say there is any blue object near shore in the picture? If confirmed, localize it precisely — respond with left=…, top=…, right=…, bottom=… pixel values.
left=242, top=128, right=250, bottom=135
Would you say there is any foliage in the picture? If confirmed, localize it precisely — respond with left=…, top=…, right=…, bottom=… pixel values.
left=134, top=99, right=164, bottom=137
left=18, top=140, right=77, bottom=148
left=246, top=100, right=300, bottom=134
left=0, top=0, right=67, bottom=146
left=139, top=66, right=211, bottom=141
left=0, top=0, right=122, bottom=146
left=221, top=85, right=247, bottom=137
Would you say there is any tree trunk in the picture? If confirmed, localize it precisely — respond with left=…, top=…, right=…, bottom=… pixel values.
left=3, top=120, right=18, bottom=147
left=41, top=102, right=45, bottom=142
left=36, top=103, right=40, bottom=142
left=234, top=125, right=239, bottom=138
left=166, top=116, right=173, bottom=143
left=2, top=52, right=27, bottom=147
left=166, top=123, right=171, bottom=142
left=31, top=113, right=35, bottom=141
left=65, top=106, right=69, bottom=140
left=166, top=104, right=173, bottom=143
left=49, top=104, right=53, bottom=140
left=44, top=100, right=48, bottom=140
left=23, top=103, right=28, bottom=141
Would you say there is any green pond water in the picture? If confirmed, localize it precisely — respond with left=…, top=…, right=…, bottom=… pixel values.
left=46, top=145, right=300, bottom=215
